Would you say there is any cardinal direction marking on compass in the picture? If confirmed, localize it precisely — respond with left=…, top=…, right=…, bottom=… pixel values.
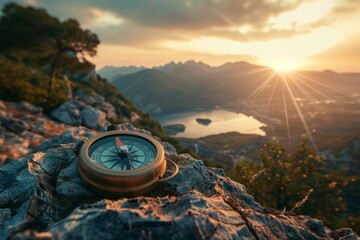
left=108, top=148, right=119, bottom=154
left=102, top=154, right=118, bottom=158
left=130, top=149, right=141, bottom=154
left=131, top=158, right=142, bottom=163
left=103, top=158, right=118, bottom=163
left=109, top=160, right=119, bottom=169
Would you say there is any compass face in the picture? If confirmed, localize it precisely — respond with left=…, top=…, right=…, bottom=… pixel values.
left=88, top=134, right=157, bottom=171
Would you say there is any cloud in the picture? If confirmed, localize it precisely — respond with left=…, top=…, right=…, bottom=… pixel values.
left=87, top=0, right=312, bottom=44
left=1, top=0, right=359, bottom=54
left=0, top=0, right=315, bottom=44
left=306, top=34, right=360, bottom=72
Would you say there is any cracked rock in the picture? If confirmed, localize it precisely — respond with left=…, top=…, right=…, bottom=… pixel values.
left=0, top=126, right=358, bottom=239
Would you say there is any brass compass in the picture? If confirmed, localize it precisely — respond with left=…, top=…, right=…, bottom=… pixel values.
left=78, top=130, right=178, bottom=198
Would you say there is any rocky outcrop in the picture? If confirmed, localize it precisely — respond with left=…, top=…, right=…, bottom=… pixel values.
left=50, top=100, right=84, bottom=126
left=0, top=124, right=358, bottom=239
left=0, top=100, right=100, bottom=166
left=0, top=100, right=69, bottom=165
left=80, top=105, right=109, bottom=130
left=51, top=92, right=116, bottom=130
left=75, top=90, right=118, bottom=120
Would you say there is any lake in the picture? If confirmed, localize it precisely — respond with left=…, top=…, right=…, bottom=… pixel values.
left=152, top=109, right=266, bottom=138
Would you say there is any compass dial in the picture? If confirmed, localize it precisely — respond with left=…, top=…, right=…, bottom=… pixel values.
left=78, top=130, right=179, bottom=198
left=88, top=135, right=157, bottom=171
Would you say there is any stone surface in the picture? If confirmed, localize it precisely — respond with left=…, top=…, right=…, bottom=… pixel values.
left=75, top=90, right=96, bottom=105
left=50, top=100, right=85, bottom=126
left=35, top=126, right=96, bottom=152
left=0, top=126, right=358, bottom=239
left=0, top=100, right=358, bottom=239
left=16, top=101, right=43, bottom=114
left=80, top=105, right=110, bottom=130
left=52, top=93, right=117, bottom=130
left=102, top=101, right=118, bottom=120
left=0, top=101, right=73, bottom=165
left=0, top=100, right=6, bottom=109
left=0, top=99, right=118, bottom=165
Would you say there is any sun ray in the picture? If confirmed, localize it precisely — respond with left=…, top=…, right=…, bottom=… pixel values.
left=289, top=74, right=334, bottom=126
left=291, top=73, right=348, bottom=112
left=291, top=74, right=333, bottom=100
left=246, top=71, right=276, bottom=102
left=241, top=66, right=270, bottom=76
left=293, top=72, right=351, bottom=97
left=280, top=75, right=292, bottom=147
left=281, top=74, right=317, bottom=151
left=266, top=76, right=279, bottom=111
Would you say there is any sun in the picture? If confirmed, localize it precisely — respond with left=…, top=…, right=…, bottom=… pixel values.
left=265, top=59, right=300, bottom=73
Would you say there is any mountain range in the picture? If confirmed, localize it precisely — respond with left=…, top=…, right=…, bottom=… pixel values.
left=98, top=60, right=360, bottom=174
left=99, top=60, right=359, bottom=113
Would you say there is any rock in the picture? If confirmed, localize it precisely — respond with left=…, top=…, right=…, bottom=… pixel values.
left=4, top=101, right=42, bottom=115
left=2, top=118, right=29, bottom=134
left=35, top=126, right=96, bottom=152
left=103, top=102, right=118, bottom=120
left=16, top=101, right=43, bottom=114
left=130, top=111, right=140, bottom=123
left=20, top=131, right=44, bottom=148
left=75, top=90, right=96, bottom=105
left=0, top=126, right=5, bottom=145
left=0, top=100, right=6, bottom=109
left=50, top=100, right=85, bottom=125
left=0, top=130, right=29, bottom=161
left=196, top=118, right=212, bottom=126
left=94, top=95, right=106, bottom=108
left=0, top=126, right=358, bottom=239
left=0, top=100, right=72, bottom=165
left=75, top=91, right=118, bottom=120
left=163, top=123, right=186, bottom=136
left=80, top=106, right=110, bottom=130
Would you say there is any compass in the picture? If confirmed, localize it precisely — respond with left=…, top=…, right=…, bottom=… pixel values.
left=78, top=130, right=178, bottom=198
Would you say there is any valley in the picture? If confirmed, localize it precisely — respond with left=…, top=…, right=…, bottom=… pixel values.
left=101, top=61, right=360, bottom=173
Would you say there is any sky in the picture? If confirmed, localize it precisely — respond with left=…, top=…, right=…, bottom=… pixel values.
left=0, top=0, right=359, bottom=72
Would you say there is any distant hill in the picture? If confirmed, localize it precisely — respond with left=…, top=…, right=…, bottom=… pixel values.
left=97, top=65, right=146, bottom=81
left=112, top=60, right=274, bottom=112
left=111, top=60, right=360, bottom=113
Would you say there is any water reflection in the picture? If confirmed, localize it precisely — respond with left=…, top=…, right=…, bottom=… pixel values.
left=152, top=109, right=266, bottom=138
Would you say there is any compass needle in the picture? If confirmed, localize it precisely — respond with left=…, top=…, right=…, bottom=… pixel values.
left=115, top=136, right=123, bottom=147
left=131, top=158, right=142, bottom=163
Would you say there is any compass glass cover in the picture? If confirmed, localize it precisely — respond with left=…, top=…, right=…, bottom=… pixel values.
left=88, top=135, right=157, bottom=171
